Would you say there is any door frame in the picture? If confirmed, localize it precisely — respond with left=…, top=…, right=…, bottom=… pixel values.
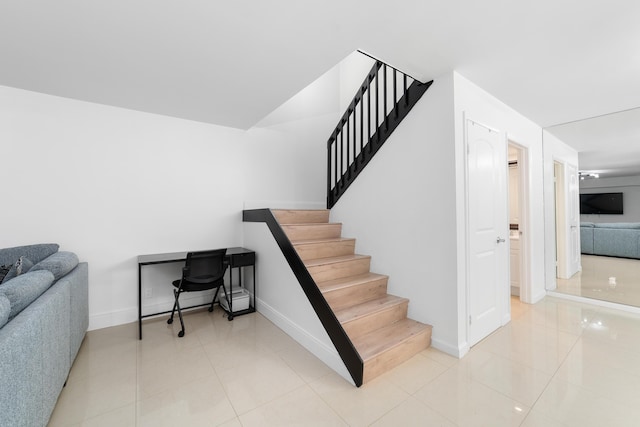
left=554, top=160, right=568, bottom=279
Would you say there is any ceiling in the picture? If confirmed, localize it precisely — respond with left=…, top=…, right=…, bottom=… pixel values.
left=2, top=1, right=639, bottom=168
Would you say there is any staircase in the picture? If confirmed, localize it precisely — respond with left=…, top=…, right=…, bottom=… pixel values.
left=243, top=56, right=432, bottom=386
left=273, top=209, right=432, bottom=384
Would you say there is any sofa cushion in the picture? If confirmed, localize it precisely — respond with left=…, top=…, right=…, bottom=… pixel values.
left=0, top=294, right=9, bottom=328
left=0, top=270, right=55, bottom=319
left=580, top=222, right=595, bottom=228
left=593, top=228, right=640, bottom=258
left=0, top=244, right=59, bottom=267
left=1, top=256, right=34, bottom=284
left=30, top=252, right=79, bottom=281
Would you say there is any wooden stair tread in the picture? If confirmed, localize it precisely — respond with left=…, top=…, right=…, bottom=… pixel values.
left=335, top=295, right=408, bottom=324
left=292, top=237, right=355, bottom=246
left=304, top=254, right=370, bottom=267
left=281, top=223, right=343, bottom=241
left=317, top=273, right=388, bottom=292
left=352, top=319, right=432, bottom=362
left=281, top=222, right=341, bottom=227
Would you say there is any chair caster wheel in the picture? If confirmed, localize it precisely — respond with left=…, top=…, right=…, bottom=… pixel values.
left=208, top=307, right=214, bottom=312
left=167, top=318, right=173, bottom=324
left=228, top=315, right=234, bottom=321
left=178, top=330, right=184, bottom=337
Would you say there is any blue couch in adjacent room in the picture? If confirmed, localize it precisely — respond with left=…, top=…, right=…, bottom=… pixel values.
left=580, top=222, right=640, bottom=259
left=0, top=244, right=88, bottom=427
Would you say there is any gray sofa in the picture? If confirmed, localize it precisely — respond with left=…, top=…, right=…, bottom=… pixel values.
left=0, top=244, right=88, bottom=427
left=580, top=222, right=640, bottom=259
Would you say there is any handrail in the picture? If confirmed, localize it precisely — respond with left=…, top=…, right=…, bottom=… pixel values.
left=242, top=209, right=364, bottom=386
left=357, top=50, right=423, bottom=83
left=327, top=56, right=432, bottom=208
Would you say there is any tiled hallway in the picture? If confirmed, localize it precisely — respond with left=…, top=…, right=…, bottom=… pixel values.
left=49, top=297, right=640, bottom=426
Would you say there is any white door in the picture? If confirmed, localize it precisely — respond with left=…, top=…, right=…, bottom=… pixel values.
left=567, top=163, right=580, bottom=276
left=467, top=119, right=508, bottom=346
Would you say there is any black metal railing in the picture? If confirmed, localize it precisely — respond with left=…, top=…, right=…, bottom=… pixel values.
left=327, top=57, right=432, bottom=208
left=242, top=209, right=364, bottom=386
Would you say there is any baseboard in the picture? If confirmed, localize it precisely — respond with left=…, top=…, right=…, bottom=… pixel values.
left=88, top=292, right=217, bottom=331
left=531, top=289, right=546, bottom=304
left=431, top=337, right=467, bottom=359
left=89, top=307, right=137, bottom=331
left=502, top=312, right=511, bottom=326
left=256, top=297, right=354, bottom=385
left=546, top=291, right=640, bottom=315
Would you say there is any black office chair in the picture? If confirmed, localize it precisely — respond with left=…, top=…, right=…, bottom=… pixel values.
left=167, top=249, right=229, bottom=337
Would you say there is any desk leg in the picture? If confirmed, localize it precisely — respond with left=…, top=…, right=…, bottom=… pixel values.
left=138, top=263, right=142, bottom=340
left=228, top=266, right=233, bottom=320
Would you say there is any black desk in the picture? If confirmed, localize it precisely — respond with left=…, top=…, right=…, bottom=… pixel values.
left=137, top=247, right=256, bottom=339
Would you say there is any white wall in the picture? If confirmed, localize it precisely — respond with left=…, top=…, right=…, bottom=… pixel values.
left=542, top=131, right=579, bottom=289
left=245, top=53, right=361, bottom=211
left=244, top=110, right=338, bottom=210
left=0, top=82, right=331, bottom=330
left=0, top=86, right=248, bottom=329
left=339, top=52, right=376, bottom=113
left=580, top=176, right=640, bottom=223
left=453, top=72, right=548, bottom=354
left=331, top=73, right=460, bottom=356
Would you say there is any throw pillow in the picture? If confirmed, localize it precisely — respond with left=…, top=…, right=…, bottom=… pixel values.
left=1, top=257, right=34, bottom=284
left=0, top=265, right=11, bottom=283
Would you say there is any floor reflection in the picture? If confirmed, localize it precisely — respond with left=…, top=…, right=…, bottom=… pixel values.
left=556, top=255, right=640, bottom=307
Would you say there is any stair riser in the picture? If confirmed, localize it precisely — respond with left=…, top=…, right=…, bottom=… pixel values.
left=322, top=278, right=388, bottom=311
left=342, top=302, right=408, bottom=338
left=295, top=240, right=356, bottom=261
left=282, top=224, right=342, bottom=241
left=363, top=329, right=432, bottom=383
left=273, top=210, right=330, bottom=224
left=308, top=258, right=370, bottom=282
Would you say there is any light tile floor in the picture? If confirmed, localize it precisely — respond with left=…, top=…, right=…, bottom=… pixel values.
left=49, top=297, right=640, bottom=426
left=556, top=254, right=640, bottom=307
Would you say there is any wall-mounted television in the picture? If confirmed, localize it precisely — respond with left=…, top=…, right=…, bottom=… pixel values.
left=580, top=192, right=623, bottom=215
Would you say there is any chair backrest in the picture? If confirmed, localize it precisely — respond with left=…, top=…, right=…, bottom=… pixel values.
left=184, top=249, right=228, bottom=281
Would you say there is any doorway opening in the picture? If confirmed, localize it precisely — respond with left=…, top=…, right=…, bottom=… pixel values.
left=507, top=142, right=529, bottom=306
left=552, top=160, right=581, bottom=283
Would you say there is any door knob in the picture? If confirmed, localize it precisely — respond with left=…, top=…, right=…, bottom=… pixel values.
left=496, top=237, right=506, bottom=244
